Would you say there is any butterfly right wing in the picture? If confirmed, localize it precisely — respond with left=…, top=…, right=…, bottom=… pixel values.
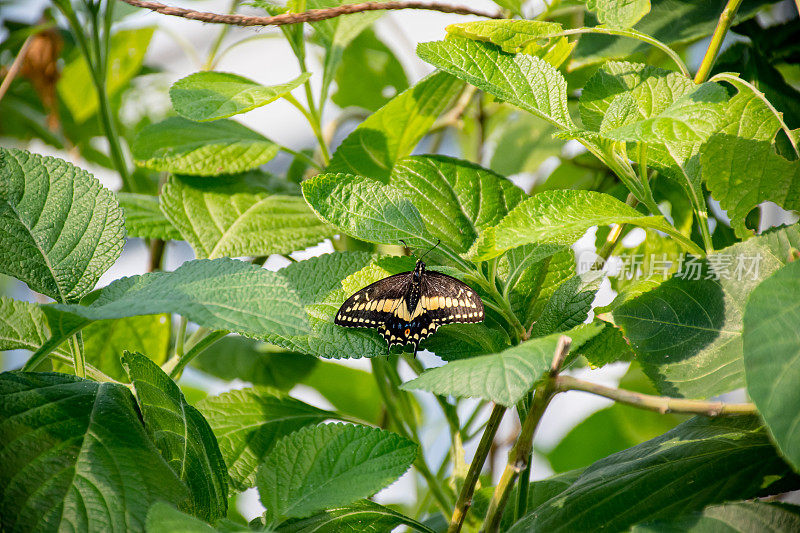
left=334, top=272, right=412, bottom=330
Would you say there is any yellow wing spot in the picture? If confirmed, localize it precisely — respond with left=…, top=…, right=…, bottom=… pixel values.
left=445, top=297, right=452, bottom=307
left=382, top=299, right=394, bottom=312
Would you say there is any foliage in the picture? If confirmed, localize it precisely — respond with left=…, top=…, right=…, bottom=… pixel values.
left=2, top=0, right=800, bottom=532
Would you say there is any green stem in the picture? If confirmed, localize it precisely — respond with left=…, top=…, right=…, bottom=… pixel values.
left=482, top=337, right=571, bottom=532
left=49, top=352, right=119, bottom=383
left=174, top=316, right=188, bottom=358
left=70, top=334, right=85, bottom=379
left=694, top=0, right=744, bottom=83
left=558, top=27, right=690, bottom=77
left=447, top=404, right=506, bottom=533
left=204, top=0, right=240, bottom=70
left=167, top=330, right=228, bottom=379
left=284, top=93, right=330, bottom=165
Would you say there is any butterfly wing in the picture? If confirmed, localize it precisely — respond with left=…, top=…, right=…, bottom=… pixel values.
left=334, top=272, right=413, bottom=329
left=420, top=271, right=484, bottom=325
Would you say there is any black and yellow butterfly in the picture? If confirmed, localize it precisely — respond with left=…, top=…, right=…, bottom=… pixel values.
left=334, top=243, right=484, bottom=355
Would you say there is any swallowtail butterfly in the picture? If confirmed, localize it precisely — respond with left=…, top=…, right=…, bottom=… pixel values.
left=334, top=242, right=484, bottom=355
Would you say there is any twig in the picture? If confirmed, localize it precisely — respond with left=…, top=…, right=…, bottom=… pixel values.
left=694, top=0, right=744, bottom=83
left=0, top=35, right=33, bottom=103
left=555, top=375, right=757, bottom=416
left=448, top=404, right=506, bottom=533
left=118, top=0, right=502, bottom=27
left=482, top=336, right=572, bottom=532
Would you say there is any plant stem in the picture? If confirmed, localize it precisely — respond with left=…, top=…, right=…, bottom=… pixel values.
left=694, top=0, right=744, bottom=84
left=448, top=404, right=506, bottom=533
left=174, top=316, right=188, bottom=358
left=204, top=0, right=240, bottom=69
left=555, top=375, right=758, bottom=416
left=482, top=336, right=571, bottom=532
left=70, top=334, right=85, bottom=378
left=166, top=330, right=228, bottom=379
left=284, top=93, right=330, bottom=165
left=0, top=34, right=33, bottom=103
left=50, top=352, right=119, bottom=383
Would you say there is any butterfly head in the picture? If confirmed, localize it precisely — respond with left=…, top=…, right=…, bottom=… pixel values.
left=413, top=260, right=426, bottom=283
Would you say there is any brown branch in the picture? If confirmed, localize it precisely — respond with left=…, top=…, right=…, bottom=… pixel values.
left=118, top=0, right=502, bottom=27
left=555, top=375, right=758, bottom=417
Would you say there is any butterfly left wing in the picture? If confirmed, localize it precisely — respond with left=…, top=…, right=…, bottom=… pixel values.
left=420, top=271, right=484, bottom=326
left=334, top=271, right=412, bottom=329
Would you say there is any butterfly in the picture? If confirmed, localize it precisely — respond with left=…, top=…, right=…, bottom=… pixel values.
left=334, top=241, right=484, bottom=355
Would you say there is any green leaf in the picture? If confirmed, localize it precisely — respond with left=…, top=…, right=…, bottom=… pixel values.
left=488, top=112, right=563, bottom=176
left=160, top=173, right=333, bottom=259
left=0, top=297, right=67, bottom=355
left=570, top=0, right=773, bottom=68
left=47, top=258, right=308, bottom=340
left=579, top=61, right=695, bottom=132
left=145, top=502, right=218, bottom=533
left=632, top=501, right=800, bottom=532
left=331, top=29, right=409, bottom=112
left=602, top=83, right=727, bottom=144
left=170, top=71, right=310, bottom=122
left=401, top=325, right=602, bottom=406
left=327, top=71, right=462, bottom=180
left=302, top=173, right=432, bottom=248
left=0, top=372, right=187, bottom=532
left=508, top=246, right=575, bottom=327
left=529, top=272, right=603, bottom=338
left=471, top=190, right=699, bottom=261
left=264, top=252, right=396, bottom=360
left=417, top=37, right=573, bottom=129
left=0, top=148, right=125, bottom=302
left=277, top=500, right=436, bottom=533
left=422, top=320, right=511, bottom=361
left=132, top=117, right=279, bottom=176
left=584, top=0, right=651, bottom=28
left=117, top=193, right=182, bottom=241
left=192, top=336, right=316, bottom=391
left=575, top=320, right=635, bottom=368
left=122, top=351, right=228, bottom=521
left=509, top=416, right=798, bottom=533
left=703, top=136, right=800, bottom=239
left=80, top=315, right=170, bottom=381
left=57, top=28, right=153, bottom=123
left=446, top=20, right=564, bottom=54
left=301, top=360, right=383, bottom=424
left=196, top=387, right=333, bottom=493
left=389, top=155, right=524, bottom=253
left=614, top=224, right=800, bottom=398
left=743, top=260, right=800, bottom=472
left=256, top=423, right=417, bottom=524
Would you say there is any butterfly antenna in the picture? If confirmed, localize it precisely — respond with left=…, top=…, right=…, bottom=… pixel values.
left=419, top=239, right=442, bottom=262
left=399, top=239, right=418, bottom=260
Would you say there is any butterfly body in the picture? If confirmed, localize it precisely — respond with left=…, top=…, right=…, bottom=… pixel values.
left=335, top=260, right=484, bottom=354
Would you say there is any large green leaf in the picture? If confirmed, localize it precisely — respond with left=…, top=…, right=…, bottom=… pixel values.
left=509, top=416, right=798, bottom=533
left=132, top=117, right=279, bottom=176
left=703, top=136, right=800, bottom=239
left=471, top=189, right=699, bottom=261
left=57, top=28, right=153, bottom=123
left=389, top=155, right=524, bottom=253
left=584, top=0, right=651, bottom=28
left=401, top=325, right=602, bottom=406
left=46, top=258, right=308, bottom=340
left=0, top=297, right=68, bottom=356
left=117, top=193, right=182, bottom=241
left=122, top=352, right=228, bottom=521
left=302, top=173, right=433, bottom=249
left=743, top=260, right=800, bottom=472
left=632, top=501, right=800, bottom=532
left=487, top=111, right=563, bottom=176
left=570, top=0, right=774, bottom=68
left=170, top=71, right=310, bottom=122
left=160, top=174, right=332, bottom=259
left=331, top=29, right=409, bottom=112
left=446, top=20, right=564, bottom=54
left=80, top=315, right=170, bottom=381
left=417, top=37, right=573, bottom=129
left=266, top=253, right=413, bottom=359
left=277, top=500, right=435, bottom=533
left=145, top=502, right=218, bottom=533
left=0, top=372, right=187, bottom=532
left=256, top=423, right=417, bottom=524
left=614, top=224, right=800, bottom=398
left=301, top=360, right=384, bottom=424
left=192, top=336, right=316, bottom=391
left=0, top=148, right=125, bottom=302
left=327, top=71, right=462, bottom=180
left=196, top=387, right=333, bottom=493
